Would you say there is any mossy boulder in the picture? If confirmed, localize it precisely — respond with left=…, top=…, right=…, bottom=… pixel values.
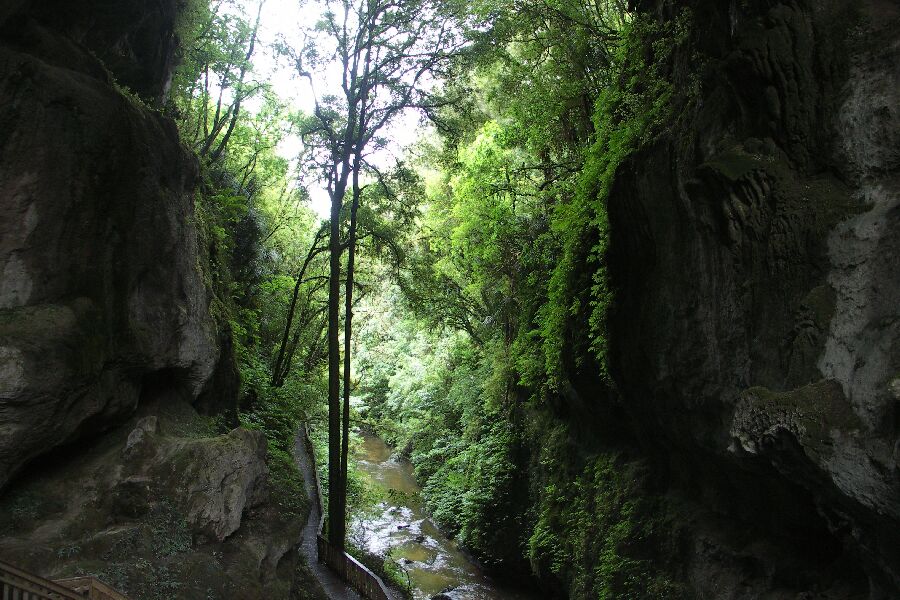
left=0, top=400, right=305, bottom=599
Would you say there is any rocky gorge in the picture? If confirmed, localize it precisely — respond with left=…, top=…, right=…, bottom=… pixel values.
left=0, top=0, right=897, bottom=598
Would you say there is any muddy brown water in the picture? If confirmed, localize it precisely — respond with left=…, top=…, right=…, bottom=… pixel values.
left=350, top=431, right=538, bottom=600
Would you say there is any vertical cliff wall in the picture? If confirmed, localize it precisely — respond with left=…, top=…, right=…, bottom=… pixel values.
left=0, top=3, right=308, bottom=597
left=0, top=0, right=219, bottom=489
left=607, top=0, right=899, bottom=596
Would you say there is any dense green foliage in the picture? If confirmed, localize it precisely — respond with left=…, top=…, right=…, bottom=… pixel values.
left=168, top=0, right=415, bottom=560
left=168, top=0, right=697, bottom=595
left=526, top=431, right=685, bottom=598
left=166, top=0, right=329, bottom=526
left=352, top=1, right=696, bottom=596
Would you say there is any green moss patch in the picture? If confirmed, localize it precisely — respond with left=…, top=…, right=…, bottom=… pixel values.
left=701, top=146, right=768, bottom=182
left=741, top=380, right=863, bottom=451
left=526, top=425, right=688, bottom=599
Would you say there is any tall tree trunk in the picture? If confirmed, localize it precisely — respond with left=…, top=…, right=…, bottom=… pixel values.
left=338, top=161, right=362, bottom=537
left=327, top=180, right=346, bottom=549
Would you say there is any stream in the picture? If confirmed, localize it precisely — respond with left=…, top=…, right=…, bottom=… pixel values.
left=350, top=431, right=537, bottom=600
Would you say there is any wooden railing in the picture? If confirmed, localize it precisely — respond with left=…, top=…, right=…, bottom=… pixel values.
left=301, top=425, right=395, bottom=600
left=0, top=559, right=128, bottom=600
left=53, top=577, right=129, bottom=600
left=0, top=559, right=83, bottom=600
left=316, top=536, right=394, bottom=600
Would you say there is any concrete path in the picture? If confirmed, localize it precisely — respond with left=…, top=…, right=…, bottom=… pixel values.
left=294, top=431, right=363, bottom=600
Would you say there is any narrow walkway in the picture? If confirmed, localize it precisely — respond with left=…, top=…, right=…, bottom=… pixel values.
left=294, top=431, right=363, bottom=600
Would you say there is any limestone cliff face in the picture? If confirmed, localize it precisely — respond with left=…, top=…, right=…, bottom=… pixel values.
left=607, top=0, right=899, bottom=596
left=0, top=3, right=304, bottom=596
left=0, top=0, right=219, bottom=489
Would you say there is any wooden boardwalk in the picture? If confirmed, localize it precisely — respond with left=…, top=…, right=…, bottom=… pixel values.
left=293, top=427, right=397, bottom=600
left=294, top=430, right=363, bottom=600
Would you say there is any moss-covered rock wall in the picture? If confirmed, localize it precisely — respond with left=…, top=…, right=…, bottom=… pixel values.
left=0, top=2, right=308, bottom=597
left=607, top=0, right=900, bottom=596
